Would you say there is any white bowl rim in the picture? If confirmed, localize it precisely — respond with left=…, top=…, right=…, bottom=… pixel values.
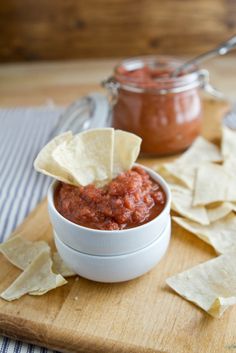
left=48, top=163, right=171, bottom=235
left=54, top=216, right=171, bottom=259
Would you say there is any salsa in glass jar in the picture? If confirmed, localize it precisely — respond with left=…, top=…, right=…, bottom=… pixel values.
left=104, top=56, right=205, bottom=156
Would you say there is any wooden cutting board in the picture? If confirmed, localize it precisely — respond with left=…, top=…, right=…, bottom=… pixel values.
left=0, top=100, right=235, bottom=353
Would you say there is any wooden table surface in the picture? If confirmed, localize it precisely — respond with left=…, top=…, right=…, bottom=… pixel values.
left=0, top=56, right=235, bottom=353
left=0, top=56, right=235, bottom=107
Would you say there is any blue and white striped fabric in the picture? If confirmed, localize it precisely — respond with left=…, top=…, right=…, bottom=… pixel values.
left=0, top=337, right=56, bottom=353
left=0, top=107, right=64, bottom=353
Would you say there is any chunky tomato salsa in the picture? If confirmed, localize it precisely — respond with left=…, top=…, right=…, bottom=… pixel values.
left=112, top=57, right=202, bottom=156
left=54, top=166, right=166, bottom=230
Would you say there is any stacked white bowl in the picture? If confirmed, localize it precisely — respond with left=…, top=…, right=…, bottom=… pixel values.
left=48, top=165, right=171, bottom=283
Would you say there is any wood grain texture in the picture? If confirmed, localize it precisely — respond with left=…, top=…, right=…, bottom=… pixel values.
left=0, top=100, right=235, bottom=353
left=0, top=0, right=236, bottom=62
left=0, top=56, right=235, bottom=107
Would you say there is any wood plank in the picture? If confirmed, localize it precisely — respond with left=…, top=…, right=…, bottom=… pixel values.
left=0, top=0, right=236, bottom=61
left=0, top=100, right=235, bottom=353
left=0, top=57, right=235, bottom=107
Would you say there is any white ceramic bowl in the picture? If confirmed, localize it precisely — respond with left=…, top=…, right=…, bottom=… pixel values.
left=54, top=217, right=171, bottom=283
left=48, top=164, right=171, bottom=256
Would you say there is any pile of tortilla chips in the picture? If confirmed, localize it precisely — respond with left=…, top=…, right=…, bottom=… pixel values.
left=0, top=236, right=76, bottom=301
left=157, top=126, right=236, bottom=317
left=34, top=128, right=142, bottom=187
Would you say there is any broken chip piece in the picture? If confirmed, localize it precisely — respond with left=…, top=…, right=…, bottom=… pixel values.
left=0, top=235, right=50, bottom=270
left=1, top=250, right=67, bottom=301
left=0, top=235, right=75, bottom=278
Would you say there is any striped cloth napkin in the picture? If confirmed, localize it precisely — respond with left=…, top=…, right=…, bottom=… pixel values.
left=0, top=107, right=64, bottom=353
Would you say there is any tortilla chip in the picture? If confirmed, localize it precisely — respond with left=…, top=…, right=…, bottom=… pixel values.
left=208, top=296, right=236, bottom=318
left=0, top=251, right=67, bottom=301
left=35, top=129, right=142, bottom=186
left=0, top=236, right=75, bottom=278
left=206, top=202, right=235, bottom=223
left=159, top=137, right=221, bottom=190
left=193, top=163, right=236, bottom=206
left=222, top=126, right=236, bottom=158
left=0, top=235, right=50, bottom=270
left=177, top=136, right=222, bottom=165
left=113, top=130, right=142, bottom=177
left=155, top=165, right=182, bottom=185
left=52, top=252, right=76, bottom=277
left=34, top=132, right=75, bottom=184
left=173, top=213, right=236, bottom=254
left=193, top=164, right=226, bottom=206
left=166, top=252, right=236, bottom=318
left=224, top=158, right=236, bottom=205
left=53, top=128, right=114, bottom=186
left=170, top=185, right=209, bottom=225
left=162, top=163, right=196, bottom=189
left=224, top=156, right=236, bottom=175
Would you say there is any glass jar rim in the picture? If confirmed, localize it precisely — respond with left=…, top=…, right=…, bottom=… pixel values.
left=114, top=55, right=201, bottom=92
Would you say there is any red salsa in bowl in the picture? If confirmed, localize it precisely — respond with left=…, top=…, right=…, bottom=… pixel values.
left=54, top=166, right=166, bottom=231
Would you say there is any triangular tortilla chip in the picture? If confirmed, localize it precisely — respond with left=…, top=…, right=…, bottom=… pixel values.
left=113, top=130, right=142, bottom=177
left=162, top=164, right=196, bottom=189
left=166, top=252, right=236, bottom=318
left=193, top=163, right=236, bottom=206
left=173, top=213, right=236, bottom=254
left=177, top=136, right=222, bottom=165
left=0, top=235, right=50, bottom=270
left=52, top=252, right=76, bottom=277
left=0, top=236, right=75, bottom=278
left=35, top=129, right=142, bottom=187
left=222, top=126, right=236, bottom=158
left=0, top=251, right=67, bottom=301
left=170, top=185, right=209, bottom=225
left=52, top=128, right=114, bottom=186
left=193, top=164, right=226, bottom=206
left=158, top=137, right=222, bottom=190
left=34, top=131, right=75, bottom=184
left=155, top=165, right=183, bottom=185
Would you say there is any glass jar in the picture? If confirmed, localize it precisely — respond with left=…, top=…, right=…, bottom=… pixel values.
left=104, top=56, right=211, bottom=156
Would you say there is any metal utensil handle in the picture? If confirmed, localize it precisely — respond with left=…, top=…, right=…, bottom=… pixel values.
left=172, top=35, right=236, bottom=77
